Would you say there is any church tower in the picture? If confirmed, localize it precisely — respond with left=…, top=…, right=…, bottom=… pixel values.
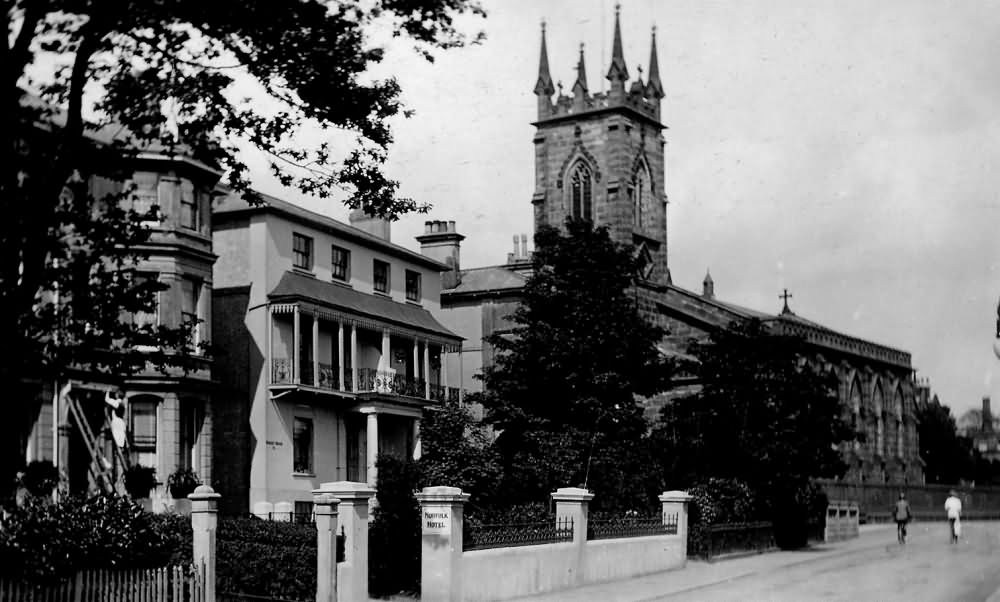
left=531, top=6, right=669, bottom=284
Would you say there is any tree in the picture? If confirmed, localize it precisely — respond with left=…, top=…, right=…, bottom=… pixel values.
left=418, top=400, right=502, bottom=500
left=653, top=319, right=852, bottom=546
left=480, top=219, right=674, bottom=508
left=917, top=397, right=974, bottom=484
left=4, top=0, right=485, bottom=499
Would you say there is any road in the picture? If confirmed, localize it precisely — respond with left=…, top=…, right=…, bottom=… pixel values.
left=655, top=521, right=1000, bottom=602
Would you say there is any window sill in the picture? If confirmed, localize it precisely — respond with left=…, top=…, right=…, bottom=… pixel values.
left=405, top=299, right=422, bottom=307
left=292, top=472, right=316, bottom=478
left=373, top=290, right=391, bottom=298
left=292, top=267, right=315, bottom=277
left=330, top=279, right=353, bottom=289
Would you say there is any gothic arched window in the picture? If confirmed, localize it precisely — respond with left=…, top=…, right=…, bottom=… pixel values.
left=632, top=162, right=654, bottom=230
left=569, top=162, right=593, bottom=222
left=849, top=378, right=861, bottom=451
left=873, top=384, right=885, bottom=457
left=894, top=387, right=905, bottom=458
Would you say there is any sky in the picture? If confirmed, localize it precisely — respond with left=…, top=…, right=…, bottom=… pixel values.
left=249, top=0, right=1000, bottom=418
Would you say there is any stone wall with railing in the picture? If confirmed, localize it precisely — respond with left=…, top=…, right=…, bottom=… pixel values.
left=416, top=486, right=691, bottom=602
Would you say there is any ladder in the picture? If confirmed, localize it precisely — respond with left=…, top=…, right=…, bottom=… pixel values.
left=65, top=393, right=130, bottom=495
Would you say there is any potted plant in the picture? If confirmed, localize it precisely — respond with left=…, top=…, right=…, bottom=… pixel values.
left=18, top=460, right=60, bottom=503
left=123, top=465, right=158, bottom=510
left=167, top=468, right=201, bottom=514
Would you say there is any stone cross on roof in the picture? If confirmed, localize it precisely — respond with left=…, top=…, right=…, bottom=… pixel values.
left=780, top=289, right=794, bottom=315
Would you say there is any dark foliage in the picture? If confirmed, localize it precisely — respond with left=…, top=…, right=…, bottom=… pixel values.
left=152, top=513, right=318, bottom=601
left=216, top=517, right=317, bottom=601
left=654, top=319, right=851, bottom=548
left=0, top=495, right=182, bottom=581
left=18, top=460, right=60, bottom=498
left=418, top=402, right=502, bottom=500
left=480, top=220, right=673, bottom=508
left=123, top=465, right=158, bottom=499
left=3, top=0, right=485, bottom=502
left=918, top=398, right=975, bottom=484
left=369, top=454, right=422, bottom=599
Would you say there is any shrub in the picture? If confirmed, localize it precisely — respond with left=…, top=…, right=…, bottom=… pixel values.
left=687, top=477, right=760, bottom=526
left=166, top=469, right=201, bottom=499
left=369, top=454, right=422, bottom=599
left=217, top=517, right=316, bottom=601
left=149, top=513, right=317, bottom=602
left=19, top=461, right=60, bottom=498
left=124, top=465, right=158, bottom=499
left=0, top=495, right=184, bottom=581
left=465, top=501, right=553, bottom=527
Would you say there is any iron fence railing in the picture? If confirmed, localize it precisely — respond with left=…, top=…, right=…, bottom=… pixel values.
left=271, top=360, right=470, bottom=403
left=587, top=513, right=679, bottom=540
left=464, top=517, right=574, bottom=551
left=317, top=363, right=338, bottom=390
left=272, top=358, right=291, bottom=384
left=357, top=368, right=426, bottom=398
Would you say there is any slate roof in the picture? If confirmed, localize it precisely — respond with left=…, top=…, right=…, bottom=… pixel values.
left=268, top=270, right=460, bottom=342
left=443, top=265, right=528, bottom=297
left=213, top=191, right=448, bottom=271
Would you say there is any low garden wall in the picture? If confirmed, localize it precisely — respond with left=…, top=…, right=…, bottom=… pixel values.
left=416, top=486, right=690, bottom=602
left=815, top=480, right=1000, bottom=522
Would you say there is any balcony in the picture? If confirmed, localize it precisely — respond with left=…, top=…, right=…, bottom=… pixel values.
left=271, top=358, right=463, bottom=402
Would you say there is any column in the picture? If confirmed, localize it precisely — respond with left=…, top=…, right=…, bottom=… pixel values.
left=292, top=306, right=301, bottom=385
left=441, top=347, right=449, bottom=400
left=423, top=342, right=431, bottom=400
left=313, top=493, right=341, bottom=602
left=660, top=490, right=693, bottom=565
left=350, top=325, right=358, bottom=392
left=189, top=485, right=222, bottom=602
left=413, top=339, right=419, bottom=383
left=458, top=349, right=464, bottom=404
left=415, top=486, right=470, bottom=601
left=412, top=420, right=421, bottom=460
left=266, top=306, right=273, bottom=384
left=365, top=410, right=378, bottom=488
left=551, top=487, right=592, bottom=586
left=338, top=322, right=345, bottom=392
left=312, top=313, right=320, bottom=387
left=316, top=481, right=376, bottom=602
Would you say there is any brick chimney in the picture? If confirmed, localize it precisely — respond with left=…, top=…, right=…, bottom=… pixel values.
left=348, top=208, right=391, bottom=241
left=416, top=220, right=464, bottom=289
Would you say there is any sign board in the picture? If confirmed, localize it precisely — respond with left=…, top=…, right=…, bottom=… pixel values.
left=423, top=509, right=450, bottom=534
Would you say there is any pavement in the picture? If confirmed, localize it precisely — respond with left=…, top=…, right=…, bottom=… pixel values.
left=511, top=522, right=1000, bottom=602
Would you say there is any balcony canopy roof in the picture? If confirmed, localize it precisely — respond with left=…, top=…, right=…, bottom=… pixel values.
left=269, top=271, right=462, bottom=348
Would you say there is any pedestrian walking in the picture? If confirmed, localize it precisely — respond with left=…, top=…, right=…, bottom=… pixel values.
left=944, top=489, right=962, bottom=544
left=894, top=492, right=912, bottom=544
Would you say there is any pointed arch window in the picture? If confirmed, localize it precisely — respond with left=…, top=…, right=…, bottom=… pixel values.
left=873, top=384, right=885, bottom=457
left=894, top=388, right=905, bottom=458
left=632, top=162, right=654, bottom=230
left=849, top=379, right=861, bottom=451
left=569, top=162, right=593, bottom=221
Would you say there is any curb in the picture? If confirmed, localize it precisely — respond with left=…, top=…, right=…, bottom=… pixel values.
left=634, top=532, right=899, bottom=601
